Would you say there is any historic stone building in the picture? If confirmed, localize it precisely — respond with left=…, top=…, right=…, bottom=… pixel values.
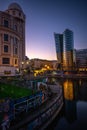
left=0, top=3, right=25, bottom=76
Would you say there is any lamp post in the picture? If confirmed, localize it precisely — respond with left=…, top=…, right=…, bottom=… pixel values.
left=21, top=61, right=24, bottom=76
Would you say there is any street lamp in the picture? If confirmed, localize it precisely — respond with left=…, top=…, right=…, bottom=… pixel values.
left=21, top=61, right=24, bottom=76
left=21, top=61, right=24, bottom=69
left=26, top=61, right=29, bottom=64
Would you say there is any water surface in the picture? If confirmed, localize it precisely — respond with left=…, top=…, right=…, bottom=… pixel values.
left=47, top=78, right=87, bottom=130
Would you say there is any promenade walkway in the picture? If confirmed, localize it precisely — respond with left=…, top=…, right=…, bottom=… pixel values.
left=8, top=87, right=63, bottom=130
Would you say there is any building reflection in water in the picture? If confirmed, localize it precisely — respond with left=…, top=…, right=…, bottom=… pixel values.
left=63, top=80, right=77, bottom=123
left=46, top=79, right=87, bottom=130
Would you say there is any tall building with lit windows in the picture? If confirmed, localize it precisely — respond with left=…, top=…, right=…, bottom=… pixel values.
left=54, top=29, right=74, bottom=71
left=63, top=29, right=74, bottom=70
left=0, top=3, right=25, bottom=76
left=54, top=33, right=63, bottom=64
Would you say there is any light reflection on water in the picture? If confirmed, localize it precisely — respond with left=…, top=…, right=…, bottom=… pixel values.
left=47, top=78, right=87, bottom=130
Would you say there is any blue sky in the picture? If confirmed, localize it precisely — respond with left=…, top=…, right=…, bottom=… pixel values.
left=0, top=0, right=87, bottom=60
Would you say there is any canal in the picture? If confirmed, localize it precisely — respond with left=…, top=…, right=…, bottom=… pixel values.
left=46, top=78, right=87, bottom=130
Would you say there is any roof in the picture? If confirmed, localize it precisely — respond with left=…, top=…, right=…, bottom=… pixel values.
left=8, top=3, right=22, bottom=11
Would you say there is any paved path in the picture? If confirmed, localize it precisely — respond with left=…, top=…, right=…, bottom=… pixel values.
left=9, top=88, right=63, bottom=130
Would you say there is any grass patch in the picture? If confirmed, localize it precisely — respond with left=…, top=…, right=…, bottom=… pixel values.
left=0, top=83, right=34, bottom=99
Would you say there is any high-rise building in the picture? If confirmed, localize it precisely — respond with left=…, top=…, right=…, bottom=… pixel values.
left=0, top=3, right=25, bottom=76
left=54, top=33, right=63, bottom=64
left=76, top=49, right=87, bottom=70
left=54, top=29, right=74, bottom=71
left=63, top=29, right=74, bottom=70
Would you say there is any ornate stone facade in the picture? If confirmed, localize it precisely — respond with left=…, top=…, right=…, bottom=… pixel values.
left=0, top=3, right=25, bottom=76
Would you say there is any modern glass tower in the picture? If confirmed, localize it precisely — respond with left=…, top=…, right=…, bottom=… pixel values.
left=63, top=29, right=74, bottom=70
left=54, top=29, right=74, bottom=71
left=54, top=33, right=63, bottom=64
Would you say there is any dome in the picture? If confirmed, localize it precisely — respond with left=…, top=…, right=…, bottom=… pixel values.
left=8, top=3, right=23, bottom=11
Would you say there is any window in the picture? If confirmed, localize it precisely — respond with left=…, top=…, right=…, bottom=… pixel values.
left=4, top=71, right=11, bottom=74
left=13, top=11, right=15, bottom=15
left=15, top=47, right=17, bottom=54
left=19, top=12, right=21, bottom=16
left=4, top=20, right=8, bottom=27
left=20, top=26, right=23, bottom=34
left=4, top=34, right=8, bottom=41
left=14, top=25, right=17, bottom=31
left=14, top=37, right=17, bottom=44
left=4, top=45, right=8, bottom=52
left=2, top=58, right=10, bottom=64
left=15, top=59, right=17, bottom=64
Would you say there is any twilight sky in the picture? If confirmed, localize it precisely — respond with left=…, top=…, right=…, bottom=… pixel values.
left=0, top=0, right=87, bottom=60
